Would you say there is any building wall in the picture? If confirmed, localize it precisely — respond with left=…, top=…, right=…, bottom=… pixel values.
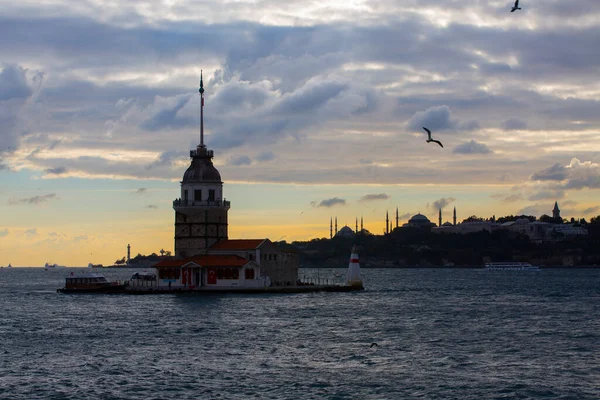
left=174, top=207, right=229, bottom=257
left=209, top=241, right=299, bottom=286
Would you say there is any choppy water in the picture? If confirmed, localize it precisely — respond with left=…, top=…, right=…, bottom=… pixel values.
left=1, top=267, right=599, bottom=399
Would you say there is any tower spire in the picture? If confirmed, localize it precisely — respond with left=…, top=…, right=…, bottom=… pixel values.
left=386, top=211, right=389, bottom=234
left=199, top=70, right=205, bottom=148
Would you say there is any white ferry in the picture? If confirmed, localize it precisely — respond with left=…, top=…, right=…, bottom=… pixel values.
left=485, top=262, right=540, bottom=271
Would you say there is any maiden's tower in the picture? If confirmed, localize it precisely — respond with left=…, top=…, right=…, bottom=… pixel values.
left=167, top=73, right=299, bottom=286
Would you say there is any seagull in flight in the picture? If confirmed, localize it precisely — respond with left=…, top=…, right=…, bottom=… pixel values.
left=423, top=127, right=443, bottom=148
left=511, top=0, right=521, bottom=12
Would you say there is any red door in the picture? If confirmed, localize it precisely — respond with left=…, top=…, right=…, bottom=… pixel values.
left=207, top=268, right=217, bottom=284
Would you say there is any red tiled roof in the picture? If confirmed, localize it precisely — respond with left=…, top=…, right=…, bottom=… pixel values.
left=209, top=239, right=266, bottom=250
left=154, top=254, right=249, bottom=268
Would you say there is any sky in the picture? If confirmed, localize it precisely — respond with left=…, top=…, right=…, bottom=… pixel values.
left=1, top=0, right=600, bottom=266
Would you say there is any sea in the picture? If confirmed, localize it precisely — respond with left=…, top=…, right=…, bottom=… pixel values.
left=1, top=267, right=599, bottom=399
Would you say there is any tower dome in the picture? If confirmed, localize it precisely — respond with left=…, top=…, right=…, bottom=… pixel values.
left=182, top=147, right=222, bottom=183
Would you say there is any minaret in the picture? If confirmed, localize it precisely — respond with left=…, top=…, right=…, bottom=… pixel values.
left=173, top=73, right=230, bottom=258
left=360, top=216, right=363, bottom=231
left=438, top=209, right=442, bottom=227
left=355, top=217, right=358, bottom=233
left=127, top=244, right=131, bottom=265
left=330, top=217, right=333, bottom=239
left=453, top=207, right=457, bottom=226
left=553, top=201, right=561, bottom=219
left=335, top=217, right=338, bottom=235
left=396, top=207, right=399, bottom=228
left=385, top=211, right=389, bottom=234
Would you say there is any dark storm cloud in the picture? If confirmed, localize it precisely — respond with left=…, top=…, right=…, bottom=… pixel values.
left=359, top=193, right=389, bottom=202
left=8, top=193, right=57, bottom=205
left=531, top=163, right=568, bottom=181
left=453, top=140, right=492, bottom=155
left=312, top=197, right=346, bottom=208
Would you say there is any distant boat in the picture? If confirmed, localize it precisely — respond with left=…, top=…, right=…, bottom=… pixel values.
left=57, top=272, right=128, bottom=293
left=7, top=263, right=12, bottom=268
left=485, top=262, right=540, bottom=271
left=45, top=263, right=66, bottom=270
left=88, top=263, right=103, bottom=269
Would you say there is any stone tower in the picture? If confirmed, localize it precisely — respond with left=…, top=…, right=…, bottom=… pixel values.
left=173, top=72, right=230, bottom=258
left=553, top=201, right=560, bottom=219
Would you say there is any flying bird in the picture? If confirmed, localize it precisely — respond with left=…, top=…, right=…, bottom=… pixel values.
left=511, top=0, right=521, bottom=12
left=422, top=127, right=443, bottom=148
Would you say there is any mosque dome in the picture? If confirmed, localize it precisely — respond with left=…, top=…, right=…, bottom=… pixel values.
left=409, top=213, right=430, bottom=223
left=182, top=147, right=222, bottom=183
left=336, top=226, right=355, bottom=238
left=442, top=221, right=453, bottom=227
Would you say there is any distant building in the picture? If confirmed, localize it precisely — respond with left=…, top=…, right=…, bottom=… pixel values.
left=335, top=225, right=355, bottom=238
left=432, top=203, right=587, bottom=242
left=403, top=213, right=436, bottom=229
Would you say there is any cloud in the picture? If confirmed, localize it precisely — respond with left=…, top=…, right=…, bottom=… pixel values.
left=491, top=193, right=523, bottom=203
left=531, top=159, right=600, bottom=190
left=0, top=64, right=32, bottom=101
left=359, top=159, right=373, bottom=165
left=517, top=205, right=545, bottom=217
left=502, top=118, right=527, bottom=130
left=140, top=95, right=195, bottom=131
left=311, top=197, right=346, bottom=208
left=8, top=193, right=57, bottom=205
left=44, top=166, right=67, bottom=175
left=531, top=163, right=567, bottom=181
left=398, top=212, right=413, bottom=220
left=24, top=228, right=38, bottom=237
left=564, top=158, right=600, bottom=190
left=429, top=197, right=456, bottom=211
left=0, top=228, right=8, bottom=237
left=359, top=193, right=389, bottom=202
left=145, top=204, right=158, bottom=209
left=230, top=155, right=252, bottom=166
left=407, top=105, right=457, bottom=132
left=145, top=150, right=187, bottom=170
left=133, top=188, right=147, bottom=195
left=453, top=140, right=492, bottom=154
left=583, top=206, right=600, bottom=215
left=255, top=151, right=275, bottom=162
left=528, top=189, right=565, bottom=201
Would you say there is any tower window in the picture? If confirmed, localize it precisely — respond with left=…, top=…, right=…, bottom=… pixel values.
left=208, top=189, right=215, bottom=201
left=194, top=190, right=202, bottom=201
left=184, top=190, right=189, bottom=203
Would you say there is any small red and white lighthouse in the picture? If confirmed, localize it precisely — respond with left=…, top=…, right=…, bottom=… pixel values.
left=346, top=245, right=363, bottom=288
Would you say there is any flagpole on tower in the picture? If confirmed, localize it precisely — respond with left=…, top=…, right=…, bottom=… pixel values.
left=199, top=70, right=205, bottom=148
